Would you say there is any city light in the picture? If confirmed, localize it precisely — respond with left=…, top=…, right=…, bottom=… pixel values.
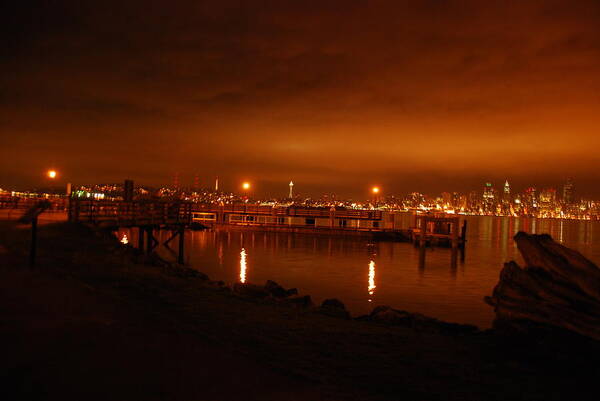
left=47, top=170, right=57, bottom=179
left=372, top=187, right=380, bottom=194
left=242, top=182, right=251, bottom=190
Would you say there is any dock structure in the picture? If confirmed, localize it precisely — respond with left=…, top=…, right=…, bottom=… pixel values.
left=190, top=204, right=390, bottom=232
left=67, top=199, right=411, bottom=238
left=411, top=213, right=466, bottom=249
left=410, top=212, right=467, bottom=268
left=68, top=200, right=193, bottom=264
left=67, top=200, right=467, bottom=264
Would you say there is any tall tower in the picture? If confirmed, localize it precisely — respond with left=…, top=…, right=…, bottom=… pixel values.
left=562, top=178, right=573, bottom=204
left=503, top=180, right=510, bottom=202
left=215, top=177, right=219, bottom=192
left=289, top=181, right=294, bottom=198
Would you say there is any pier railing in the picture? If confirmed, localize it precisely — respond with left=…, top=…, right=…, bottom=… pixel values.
left=68, top=200, right=194, bottom=227
left=193, top=203, right=382, bottom=220
left=68, top=200, right=384, bottom=227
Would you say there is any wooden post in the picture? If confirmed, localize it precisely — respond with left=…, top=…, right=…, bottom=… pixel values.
left=178, top=226, right=185, bottom=264
left=74, top=200, right=80, bottom=222
left=138, top=226, right=145, bottom=253
left=29, top=217, right=38, bottom=269
left=419, top=217, right=427, bottom=248
left=461, top=220, right=468, bottom=245
left=146, top=227, right=153, bottom=255
left=329, top=207, right=335, bottom=228
left=451, top=218, right=459, bottom=250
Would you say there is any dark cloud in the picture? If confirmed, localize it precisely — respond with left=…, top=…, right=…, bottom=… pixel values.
left=1, top=1, right=600, bottom=197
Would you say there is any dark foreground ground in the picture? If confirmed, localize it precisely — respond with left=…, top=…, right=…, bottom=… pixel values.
left=1, top=221, right=599, bottom=401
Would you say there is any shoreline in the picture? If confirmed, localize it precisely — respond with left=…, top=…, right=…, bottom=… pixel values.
left=2, top=221, right=600, bottom=400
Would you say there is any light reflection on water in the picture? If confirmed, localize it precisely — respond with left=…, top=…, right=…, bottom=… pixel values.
left=121, top=215, right=600, bottom=328
left=239, top=248, right=247, bottom=283
left=368, top=260, right=376, bottom=300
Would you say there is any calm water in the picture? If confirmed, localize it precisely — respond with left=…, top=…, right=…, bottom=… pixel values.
left=122, top=215, right=600, bottom=328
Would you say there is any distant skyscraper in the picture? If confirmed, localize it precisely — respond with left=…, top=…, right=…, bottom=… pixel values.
left=289, top=181, right=294, bottom=198
left=524, top=187, right=538, bottom=209
left=562, top=178, right=574, bottom=204
left=482, top=182, right=496, bottom=213
left=501, top=180, right=511, bottom=214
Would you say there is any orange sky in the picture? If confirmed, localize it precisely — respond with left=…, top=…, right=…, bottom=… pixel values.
left=1, top=1, right=599, bottom=198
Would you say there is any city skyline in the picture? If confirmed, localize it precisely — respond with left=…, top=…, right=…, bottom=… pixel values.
left=3, top=173, right=583, bottom=202
left=2, top=1, right=600, bottom=197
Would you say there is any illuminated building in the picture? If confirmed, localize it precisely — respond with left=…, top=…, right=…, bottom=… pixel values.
left=441, top=192, right=451, bottom=206
left=523, top=187, right=538, bottom=214
left=482, top=182, right=495, bottom=214
left=501, top=180, right=511, bottom=215
left=563, top=178, right=574, bottom=204
left=503, top=180, right=510, bottom=201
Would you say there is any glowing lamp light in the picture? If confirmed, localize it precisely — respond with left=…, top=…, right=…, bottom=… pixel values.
left=242, top=182, right=251, bottom=190
left=47, top=170, right=57, bottom=179
left=372, top=187, right=380, bottom=194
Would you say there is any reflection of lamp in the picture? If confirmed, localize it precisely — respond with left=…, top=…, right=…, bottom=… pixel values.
left=368, top=260, right=376, bottom=299
left=240, top=248, right=247, bottom=283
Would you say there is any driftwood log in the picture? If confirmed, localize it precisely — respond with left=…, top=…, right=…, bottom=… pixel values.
left=486, top=232, right=600, bottom=341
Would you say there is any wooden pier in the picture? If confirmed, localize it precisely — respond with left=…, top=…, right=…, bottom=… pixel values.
left=410, top=213, right=467, bottom=268
left=66, top=200, right=415, bottom=262
left=67, top=200, right=466, bottom=264
left=411, top=213, right=467, bottom=249
left=68, top=200, right=193, bottom=264
left=68, top=200, right=409, bottom=236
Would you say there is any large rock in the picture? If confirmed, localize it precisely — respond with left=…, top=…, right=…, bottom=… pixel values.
left=319, top=298, right=350, bottom=319
left=233, top=283, right=270, bottom=298
left=279, top=295, right=313, bottom=308
left=486, top=232, right=600, bottom=341
left=264, top=280, right=298, bottom=298
left=367, top=305, right=477, bottom=335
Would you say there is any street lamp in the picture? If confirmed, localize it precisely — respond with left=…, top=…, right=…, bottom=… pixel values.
left=47, top=170, right=57, bottom=179
left=241, top=182, right=252, bottom=202
left=372, top=186, right=381, bottom=208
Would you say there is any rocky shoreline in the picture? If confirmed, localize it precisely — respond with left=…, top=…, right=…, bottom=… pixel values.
left=2, top=221, right=600, bottom=400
